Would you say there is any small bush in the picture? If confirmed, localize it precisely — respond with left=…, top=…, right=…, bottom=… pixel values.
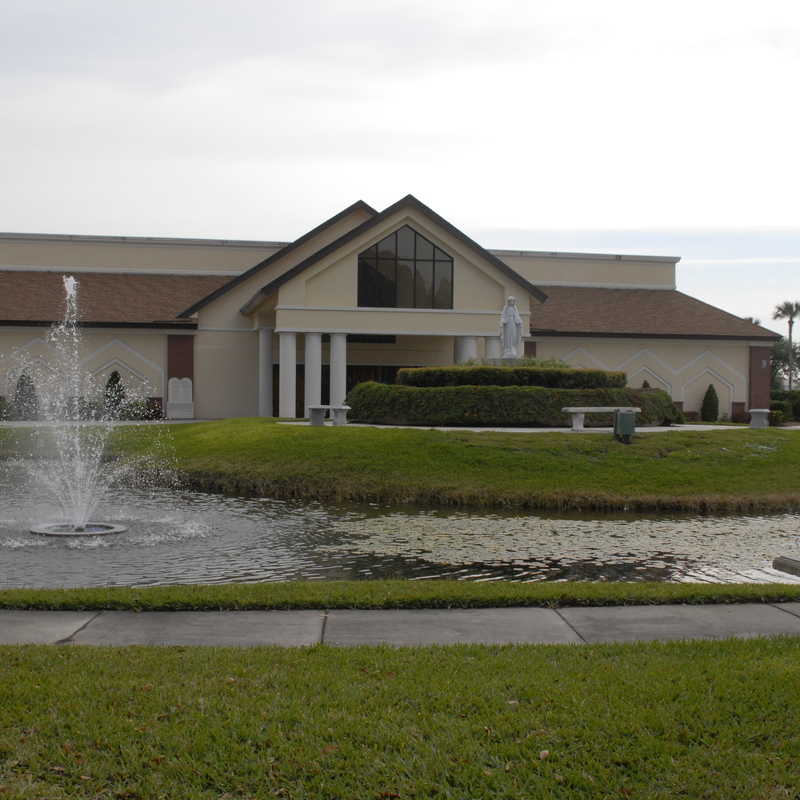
left=772, top=390, right=800, bottom=420
left=770, top=399, right=793, bottom=421
left=347, top=382, right=683, bottom=427
left=118, top=399, right=162, bottom=420
left=104, top=370, right=127, bottom=416
left=700, top=384, right=719, bottom=422
left=770, top=410, right=785, bottom=426
left=0, top=396, right=9, bottom=420
left=396, top=366, right=627, bottom=389
left=12, top=372, right=39, bottom=420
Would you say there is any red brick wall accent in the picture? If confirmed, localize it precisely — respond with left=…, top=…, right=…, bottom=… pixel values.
left=167, top=335, right=194, bottom=380
left=524, top=340, right=537, bottom=357
left=731, top=401, right=747, bottom=422
left=749, top=346, right=772, bottom=409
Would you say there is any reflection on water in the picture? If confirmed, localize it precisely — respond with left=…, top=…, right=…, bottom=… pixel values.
left=0, top=469, right=798, bottom=588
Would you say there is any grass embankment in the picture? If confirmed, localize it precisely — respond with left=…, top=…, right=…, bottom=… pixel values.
left=3, top=580, right=800, bottom=611
left=2, top=639, right=800, bottom=798
left=109, top=418, right=800, bottom=512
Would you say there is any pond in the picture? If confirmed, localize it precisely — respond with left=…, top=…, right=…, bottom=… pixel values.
left=1, top=470, right=798, bottom=588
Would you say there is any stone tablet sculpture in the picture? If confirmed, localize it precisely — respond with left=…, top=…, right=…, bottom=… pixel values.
left=500, top=296, right=523, bottom=358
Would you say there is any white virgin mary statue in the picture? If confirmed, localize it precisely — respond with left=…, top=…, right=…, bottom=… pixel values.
left=500, top=296, right=523, bottom=359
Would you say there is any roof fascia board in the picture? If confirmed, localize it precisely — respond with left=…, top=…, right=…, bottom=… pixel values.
left=0, top=231, right=290, bottom=249
left=0, top=320, right=198, bottom=330
left=241, top=195, right=547, bottom=315
left=531, top=330, right=781, bottom=341
left=491, top=248, right=680, bottom=264
left=177, top=200, right=378, bottom=318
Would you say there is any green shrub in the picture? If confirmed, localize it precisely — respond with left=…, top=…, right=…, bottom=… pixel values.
left=347, top=382, right=683, bottom=427
left=0, top=396, right=9, bottom=420
left=12, top=372, right=39, bottom=420
left=772, top=390, right=800, bottom=420
left=700, top=384, right=719, bottom=422
left=118, top=399, right=162, bottom=420
left=396, top=365, right=627, bottom=389
left=770, top=399, right=793, bottom=421
left=104, top=370, right=127, bottom=416
left=770, top=410, right=785, bottom=426
left=463, top=357, right=568, bottom=368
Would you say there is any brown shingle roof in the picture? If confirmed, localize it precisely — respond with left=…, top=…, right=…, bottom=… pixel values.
left=531, top=287, right=780, bottom=340
left=0, top=272, right=230, bottom=326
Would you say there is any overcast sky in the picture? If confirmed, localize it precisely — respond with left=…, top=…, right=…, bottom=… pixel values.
left=1, top=0, right=799, bottom=334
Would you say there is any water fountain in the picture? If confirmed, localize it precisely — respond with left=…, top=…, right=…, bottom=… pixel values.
left=15, top=276, right=149, bottom=536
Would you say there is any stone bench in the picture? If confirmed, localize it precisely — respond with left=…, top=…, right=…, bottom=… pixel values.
left=308, top=404, right=351, bottom=427
left=561, top=406, right=641, bottom=432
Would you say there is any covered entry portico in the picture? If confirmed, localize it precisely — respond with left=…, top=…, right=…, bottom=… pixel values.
left=254, top=327, right=521, bottom=419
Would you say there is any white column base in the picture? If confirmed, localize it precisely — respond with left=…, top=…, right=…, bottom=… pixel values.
left=454, top=336, right=479, bottom=364
left=484, top=336, right=502, bottom=360
left=278, top=332, right=297, bottom=418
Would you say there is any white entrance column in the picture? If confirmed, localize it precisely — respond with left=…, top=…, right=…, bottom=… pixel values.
left=278, top=332, right=297, bottom=418
left=304, top=332, right=322, bottom=416
left=258, top=327, right=274, bottom=417
left=454, top=336, right=478, bottom=364
left=330, top=333, right=348, bottom=406
left=484, top=336, right=502, bottom=360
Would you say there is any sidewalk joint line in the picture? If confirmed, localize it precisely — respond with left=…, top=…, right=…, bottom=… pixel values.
left=553, top=608, right=586, bottom=643
left=319, top=610, right=329, bottom=645
left=55, top=610, right=104, bottom=645
left=768, top=603, right=800, bottom=622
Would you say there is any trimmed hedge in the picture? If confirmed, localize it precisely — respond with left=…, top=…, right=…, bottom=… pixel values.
left=396, top=365, right=627, bottom=389
left=347, top=382, right=683, bottom=427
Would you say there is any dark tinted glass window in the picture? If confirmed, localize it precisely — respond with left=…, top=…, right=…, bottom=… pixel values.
left=357, top=227, right=453, bottom=309
left=434, top=261, right=453, bottom=308
left=396, top=259, right=415, bottom=307
left=415, top=261, right=434, bottom=307
left=415, top=236, right=434, bottom=260
left=377, top=233, right=396, bottom=258
left=396, top=226, right=415, bottom=259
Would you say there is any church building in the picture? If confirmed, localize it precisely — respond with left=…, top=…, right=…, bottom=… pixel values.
left=0, top=195, right=778, bottom=421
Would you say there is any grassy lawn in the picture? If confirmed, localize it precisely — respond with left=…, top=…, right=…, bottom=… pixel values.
left=103, top=418, right=800, bottom=511
left=3, top=579, right=800, bottom=611
left=2, top=638, right=799, bottom=799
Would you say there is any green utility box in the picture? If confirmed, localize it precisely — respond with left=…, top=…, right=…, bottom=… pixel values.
left=614, top=409, right=636, bottom=444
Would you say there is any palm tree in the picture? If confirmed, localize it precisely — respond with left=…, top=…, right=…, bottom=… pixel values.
left=773, top=301, right=800, bottom=390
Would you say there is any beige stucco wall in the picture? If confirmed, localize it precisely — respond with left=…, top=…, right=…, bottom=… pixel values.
left=500, top=253, right=676, bottom=289
left=0, top=236, right=283, bottom=275
left=193, top=329, right=258, bottom=419
left=0, top=328, right=168, bottom=401
left=534, top=336, right=751, bottom=415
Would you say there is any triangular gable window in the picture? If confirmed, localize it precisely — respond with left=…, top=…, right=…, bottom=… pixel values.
left=357, top=226, right=453, bottom=309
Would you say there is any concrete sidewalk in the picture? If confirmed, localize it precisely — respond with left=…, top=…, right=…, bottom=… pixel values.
left=4, top=603, right=800, bottom=647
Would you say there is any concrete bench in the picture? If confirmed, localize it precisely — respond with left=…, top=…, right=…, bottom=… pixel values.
left=748, top=408, right=770, bottom=429
left=562, top=406, right=641, bottom=432
left=308, top=404, right=351, bottom=427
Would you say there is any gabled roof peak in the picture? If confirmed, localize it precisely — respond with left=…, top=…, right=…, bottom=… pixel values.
left=239, top=194, right=547, bottom=314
